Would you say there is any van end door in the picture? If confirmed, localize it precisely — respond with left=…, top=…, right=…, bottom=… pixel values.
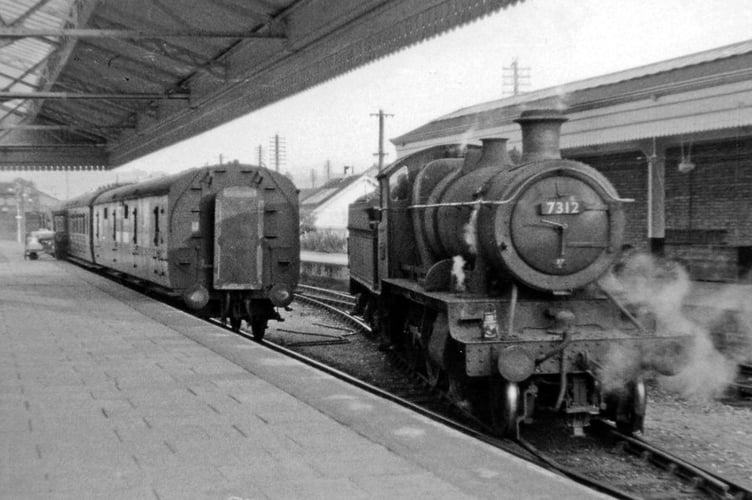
left=214, top=186, right=263, bottom=289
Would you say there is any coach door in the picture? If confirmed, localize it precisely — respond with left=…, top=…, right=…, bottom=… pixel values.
left=213, top=186, right=263, bottom=289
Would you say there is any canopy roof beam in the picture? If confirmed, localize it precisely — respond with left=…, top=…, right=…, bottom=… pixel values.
left=0, top=91, right=189, bottom=99
left=0, top=28, right=286, bottom=39
left=0, top=124, right=129, bottom=130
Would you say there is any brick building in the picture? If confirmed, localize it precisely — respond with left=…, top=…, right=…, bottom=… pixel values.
left=392, top=40, right=752, bottom=282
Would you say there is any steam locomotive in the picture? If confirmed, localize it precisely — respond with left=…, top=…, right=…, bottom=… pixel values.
left=348, top=110, right=689, bottom=436
left=53, top=162, right=299, bottom=339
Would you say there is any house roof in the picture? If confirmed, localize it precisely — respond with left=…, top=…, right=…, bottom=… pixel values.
left=301, top=174, right=375, bottom=208
left=392, top=39, right=752, bottom=149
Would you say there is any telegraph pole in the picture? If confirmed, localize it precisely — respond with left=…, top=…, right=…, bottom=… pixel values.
left=269, top=134, right=286, bottom=172
left=257, top=145, right=264, bottom=167
left=502, top=58, right=531, bottom=96
left=371, top=109, right=393, bottom=171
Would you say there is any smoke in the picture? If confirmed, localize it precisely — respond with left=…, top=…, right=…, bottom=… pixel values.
left=451, top=255, right=466, bottom=292
left=463, top=204, right=480, bottom=255
left=682, top=283, right=752, bottom=364
left=598, top=343, right=641, bottom=395
left=600, top=252, right=690, bottom=331
left=599, top=252, right=742, bottom=401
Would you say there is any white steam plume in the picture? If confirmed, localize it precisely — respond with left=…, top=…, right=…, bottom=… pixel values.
left=599, top=252, right=739, bottom=401
left=463, top=204, right=480, bottom=255
left=458, top=125, right=479, bottom=151
left=452, top=255, right=466, bottom=292
left=682, top=284, right=752, bottom=364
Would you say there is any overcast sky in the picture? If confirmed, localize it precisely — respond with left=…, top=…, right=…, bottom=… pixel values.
left=5, top=0, right=752, bottom=198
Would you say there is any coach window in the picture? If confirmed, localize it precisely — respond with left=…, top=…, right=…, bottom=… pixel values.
left=153, top=206, right=160, bottom=246
left=112, top=209, right=117, bottom=242
left=95, top=212, right=100, bottom=239
left=133, top=208, right=138, bottom=245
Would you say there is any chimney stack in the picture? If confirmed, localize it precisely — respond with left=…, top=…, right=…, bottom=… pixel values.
left=462, top=138, right=512, bottom=173
left=515, top=109, right=568, bottom=163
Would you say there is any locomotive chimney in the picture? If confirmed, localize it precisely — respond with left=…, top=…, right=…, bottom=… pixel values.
left=462, top=138, right=512, bottom=173
left=515, top=109, right=568, bottom=163
left=462, top=144, right=482, bottom=172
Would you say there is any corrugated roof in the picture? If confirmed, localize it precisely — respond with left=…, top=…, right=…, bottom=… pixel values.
left=0, top=0, right=75, bottom=121
left=0, top=0, right=526, bottom=170
left=441, top=39, right=752, bottom=122
left=393, top=39, right=752, bottom=150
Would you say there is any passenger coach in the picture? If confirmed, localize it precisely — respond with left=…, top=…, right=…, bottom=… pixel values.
left=53, top=162, right=299, bottom=338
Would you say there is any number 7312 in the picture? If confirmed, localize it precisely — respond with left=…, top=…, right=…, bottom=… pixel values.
left=540, top=200, right=580, bottom=215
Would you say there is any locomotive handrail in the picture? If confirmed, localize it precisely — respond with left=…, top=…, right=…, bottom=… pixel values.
left=408, top=199, right=506, bottom=209
left=408, top=170, right=634, bottom=210
left=409, top=196, right=635, bottom=210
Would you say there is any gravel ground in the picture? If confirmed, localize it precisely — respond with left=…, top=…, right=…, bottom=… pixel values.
left=646, top=386, right=752, bottom=490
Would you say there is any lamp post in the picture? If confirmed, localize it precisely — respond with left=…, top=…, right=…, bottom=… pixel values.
left=13, top=180, right=34, bottom=243
left=15, top=187, right=25, bottom=243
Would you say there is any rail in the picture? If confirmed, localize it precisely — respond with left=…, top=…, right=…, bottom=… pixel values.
left=294, top=285, right=371, bottom=334
left=591, top=421, right=752, bottom=500
left=730, top=362, right=752, bottom=400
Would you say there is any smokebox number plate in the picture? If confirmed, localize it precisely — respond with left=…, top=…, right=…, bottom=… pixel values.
left=539, top=199, right=581, bottom=215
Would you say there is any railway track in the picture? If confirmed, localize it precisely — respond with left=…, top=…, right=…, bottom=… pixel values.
left=588, top=422, right=752, bottom=500
left=296, top=284, right=356, bottom=308
left=721, top=362, right=752, bottom=407
left=291, top=283, right=752, bottom=500
left=271, top=291, right=642, bottom=498
left=295, top=284, right=371, bottom=335
left=732, top=362, right=752, bottom=397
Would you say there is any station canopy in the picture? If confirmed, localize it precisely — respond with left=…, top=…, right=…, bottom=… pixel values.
left=0, top=0, right=522, bottom=171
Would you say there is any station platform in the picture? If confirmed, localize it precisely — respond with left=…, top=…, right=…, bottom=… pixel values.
left=300, top=251, right=349, bottom=286
left=0, top=240, right=605, bottom=499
